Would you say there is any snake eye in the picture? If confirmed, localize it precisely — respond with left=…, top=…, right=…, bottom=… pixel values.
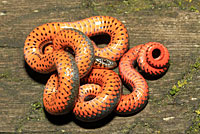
left=103, top=59, right=108, bottom=63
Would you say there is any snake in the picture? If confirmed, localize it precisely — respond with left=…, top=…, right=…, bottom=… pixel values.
left=24, top=16, right=128, bottom=120
left=24, top=16, right=170, bottom=122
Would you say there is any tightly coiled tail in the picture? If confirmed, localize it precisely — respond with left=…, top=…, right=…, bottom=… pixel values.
left=74, top=69, right=122, bottom=122
left=116, top=42, right=170, bottom=114
left=137, top=42, right=170, bottom=75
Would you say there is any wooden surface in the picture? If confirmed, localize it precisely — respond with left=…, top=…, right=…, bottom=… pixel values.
left=0, top=0, right=199, bottom=133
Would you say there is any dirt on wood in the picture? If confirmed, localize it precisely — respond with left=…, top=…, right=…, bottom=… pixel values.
left=0, top=0, right=199, bottom=133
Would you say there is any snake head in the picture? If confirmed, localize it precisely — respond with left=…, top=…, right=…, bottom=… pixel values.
left=93, top=56, right=117, bottom=69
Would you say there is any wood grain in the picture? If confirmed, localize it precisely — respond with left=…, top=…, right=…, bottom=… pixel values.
left=0, top=0, right=199, bottom=133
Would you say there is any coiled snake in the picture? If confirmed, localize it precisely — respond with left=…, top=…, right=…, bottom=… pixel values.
left=24, top=16, right=169, bottom=122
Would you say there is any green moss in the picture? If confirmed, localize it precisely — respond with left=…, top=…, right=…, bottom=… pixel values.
left=169, top=57, right=200, bottom=96
left=186, top=105, right=200, bottom=134
left=170, top=85, right=180, bottom=96
left=31, top=101, right=42, bottom=111
left=191, top=58, right=200, bottom=70
left=185, top=0, right=193, bottom=3
left=170, top=79, right=188, bottom=96
left=81, top=0, right=154, bottom=15
left=195, top=110, right=200, bottom=115
left=119, top=0, right=153, bottom=13
left=0, top=71, right=10, bottom=79
left=81, top=0, right=200, bottom=15
left=0, top=70, right=25, bottom=82
left=190, top=6, right=199, bottom=12
left=120, top=122, right=137, bottom=134
left=16, top=101, right=44, bottom=132
left=177, top=79, right=188, bottom=87
left=30, top=101, right=44, bottom=120
left=174, top=0, right=200, bottom=12
left=120, top=121, right=159, bottom=134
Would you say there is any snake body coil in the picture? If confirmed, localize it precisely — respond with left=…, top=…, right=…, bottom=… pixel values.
left=116, top=42, right=169, bottom=114
left=74, top=69, right=122, bottom=122
left=24, top=16, right=128, bottom=119
left=24, top=16, right=129, bottom=73
left=24, top=16, right=169, bottom=122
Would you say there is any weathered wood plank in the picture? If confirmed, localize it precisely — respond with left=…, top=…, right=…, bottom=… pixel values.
left=0, top=0, right=199, bottom=133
